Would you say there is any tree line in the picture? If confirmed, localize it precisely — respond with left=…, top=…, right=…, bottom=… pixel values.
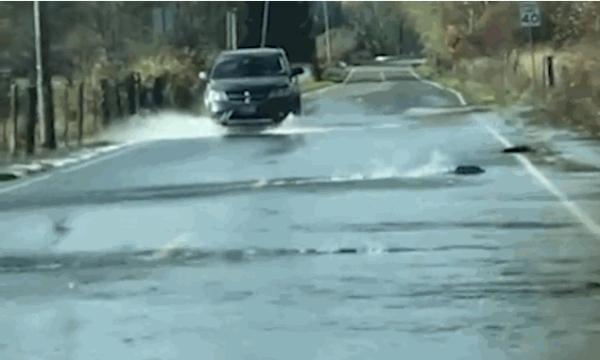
left=338, top=2, right=600, bottom=67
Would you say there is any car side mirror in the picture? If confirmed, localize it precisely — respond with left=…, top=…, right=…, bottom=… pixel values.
left=290, top=67, right=304, bottom=77
left=198, top=71, right=208, bottom=81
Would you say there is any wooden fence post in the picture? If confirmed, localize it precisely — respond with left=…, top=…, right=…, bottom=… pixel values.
left=153, top=76, right=166, bottom=109
left=9, top=83, right=18, bottom=154
left=545, top=55, right=555, bottom=88
left=92, top=88, right=98, bottom=132
left=44, top=79, right=57, bottom=149
left=134, top=73, right=141, bottom=112
left=63, top=80, right=71, bottom=147
left=115, top=82, right=123, bottom=118
left=126, top=73, right=137, bottom=115
left=100, top=79, right=110, bottom=125
left=26, top=86, right=36, bottom=155
left=78, top=81, right=84, bottom=146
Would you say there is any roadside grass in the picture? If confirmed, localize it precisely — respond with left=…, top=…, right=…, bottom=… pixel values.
left=415, top=59, right=600, bottom=138
left=414, top=64, right=498, bottom=105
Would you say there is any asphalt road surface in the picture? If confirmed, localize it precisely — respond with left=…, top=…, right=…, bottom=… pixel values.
left=3, top=64, right=600, bottom=360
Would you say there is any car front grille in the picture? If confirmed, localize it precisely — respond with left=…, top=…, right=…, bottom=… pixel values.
left=226, top=89, right=270, bottom=102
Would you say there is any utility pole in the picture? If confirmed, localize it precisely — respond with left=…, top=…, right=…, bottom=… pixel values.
left=231, top=9, right=237, bottom=50
left=261, top=1, right=269, bottom=47
left=226, top=10, right=231, bottom=49
left=33, top=1, right=45, bottom=146
left=226, top=9, right=238, bottom=50
left=32, top=1, right=55, bottom=149
left=322, top=1, right=332, bottom=64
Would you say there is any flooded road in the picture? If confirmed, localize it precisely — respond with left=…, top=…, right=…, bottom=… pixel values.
left=2, top=65, right=600, bottom=360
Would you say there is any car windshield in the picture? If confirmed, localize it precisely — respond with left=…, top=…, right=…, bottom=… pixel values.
left=212, top=54, right=286, bottom=78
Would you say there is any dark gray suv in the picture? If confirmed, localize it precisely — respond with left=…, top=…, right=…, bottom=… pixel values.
left=201, top=47, right=304, bottom=126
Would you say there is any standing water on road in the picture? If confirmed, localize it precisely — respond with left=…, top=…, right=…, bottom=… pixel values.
left=2, top=3, right=600, bottom=360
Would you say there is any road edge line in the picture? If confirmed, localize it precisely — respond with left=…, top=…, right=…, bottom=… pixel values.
left=0, top=142, right=142, bottom=195
left=303, top=67, right=356, bottom=98
left=302, top=84, right=338, bottom=98
left=408, top=67, right=600, bottom=238
left=0, top=173, right=52, bottom=195
left=58, top=142, right=141, bottom=174
left=342, top=67, right=356, bottom=85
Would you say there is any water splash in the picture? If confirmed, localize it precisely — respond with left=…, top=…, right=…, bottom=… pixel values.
left=332, top=151, right=453, bottom=182
left=370, top=166, right=402, bottom=179
left=262, top=114, right=332, bottom=136
left=98, top=111, right=226, bottom=144
left=404, top=150, right=454, bottom=178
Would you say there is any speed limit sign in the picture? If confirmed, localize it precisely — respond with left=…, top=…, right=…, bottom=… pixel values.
left=520, top=2, right=541, bottom=27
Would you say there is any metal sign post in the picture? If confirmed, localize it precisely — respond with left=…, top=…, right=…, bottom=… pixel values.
left=260, top=1, right=270, bottom=47
left=519, top=2, right=541, bottom=90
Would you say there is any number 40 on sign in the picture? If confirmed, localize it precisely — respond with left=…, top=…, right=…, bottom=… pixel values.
left=520, top=2, right=542, bottom=27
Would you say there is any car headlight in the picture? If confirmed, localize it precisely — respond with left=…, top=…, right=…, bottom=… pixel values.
left=269, top=86, right=292, bottom=98
left=206, top=88, right=228, bottom=102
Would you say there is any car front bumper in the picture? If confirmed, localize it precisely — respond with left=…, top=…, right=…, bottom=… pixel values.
left=208, top=97, right=295, bottom=125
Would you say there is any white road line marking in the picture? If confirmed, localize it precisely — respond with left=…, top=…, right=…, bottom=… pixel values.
left=303, top=84, right=339, bottom=97
left=409, top=67, right=468, bottom=102
left=484, top=125, right=600, bottom=236
left=303, top=67, right=356, bottom=98
left=0, top=173, right=52, bottom=195
left=380, top=71, right=387, bottom=82
left=0, top=142, right=143, bottom=195
left=59, top=143, right=141, bottom=174
left=343, top=68, right=356, bottom=85
left=409, top=66, right=600, bottom=238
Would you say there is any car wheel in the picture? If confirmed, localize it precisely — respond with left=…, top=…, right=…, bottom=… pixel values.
left=292, top=98, right=302, bottom=115
left=273, top=113, right=286, bottom=124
